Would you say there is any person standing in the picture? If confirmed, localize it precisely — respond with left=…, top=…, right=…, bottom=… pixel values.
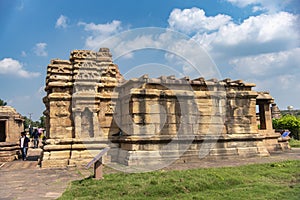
left=33, top=128, right=40, bottom=148
left=29, top=126, right=33, bottom=138
left=20, top=132, right=30, bottom=160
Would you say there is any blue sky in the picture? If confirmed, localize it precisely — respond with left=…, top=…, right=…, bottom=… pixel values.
left=0, top=0, right=299, bottom=120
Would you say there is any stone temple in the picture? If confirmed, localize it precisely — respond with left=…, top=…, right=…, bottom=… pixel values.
left=41, top=48, right=289, bottom=169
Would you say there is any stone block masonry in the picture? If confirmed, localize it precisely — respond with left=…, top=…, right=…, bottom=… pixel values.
left=42, top=48, right=289, bottom=169
left=0, top=106, right=24, bottom=162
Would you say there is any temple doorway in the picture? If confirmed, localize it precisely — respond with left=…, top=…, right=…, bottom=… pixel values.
left=0, top=120, right=6, bottom=142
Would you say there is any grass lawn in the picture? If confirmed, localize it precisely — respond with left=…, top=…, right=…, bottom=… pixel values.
left=289, top=139, right=300, bottom=148
left=59, top=160, right=300, bottom=200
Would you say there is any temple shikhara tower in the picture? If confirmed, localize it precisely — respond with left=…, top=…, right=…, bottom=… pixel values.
left=42, top=48, right=289, bottom=168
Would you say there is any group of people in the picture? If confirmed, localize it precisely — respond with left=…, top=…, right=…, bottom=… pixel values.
left=19, top=127, right=43, bottom=161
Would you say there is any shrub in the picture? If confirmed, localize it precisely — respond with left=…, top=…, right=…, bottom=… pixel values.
left=273, top=115, right=300, bottom=140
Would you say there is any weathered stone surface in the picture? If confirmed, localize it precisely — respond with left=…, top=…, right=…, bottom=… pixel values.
left=0, top=155, right=16, bottom=162
left=0, top=142, right=19, bottom=162
left=42, top=159, right=69, bottom=168
left=0, top=106, right=24, bottom=143
left=42, top=48, right=289, bottom=168
left=43, top=144, right=72, bottom=151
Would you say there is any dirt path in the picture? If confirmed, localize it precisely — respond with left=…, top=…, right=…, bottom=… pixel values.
left=0, top=148, right=92, bottom=200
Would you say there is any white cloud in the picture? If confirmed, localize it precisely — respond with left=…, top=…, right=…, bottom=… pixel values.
left=185, top=11, right=299, bottom=59
left=250, top=74, right=300, bottom=110
left=37, top=86, right=45, bottom=97
left=78, top=20, right=122, bottom=49
left=276, top=74, right=297, bottom=90
left=98, top=28, right=220, bottom=78
left=168, top=9, right=299, bottom=63
left=16, top=0, right=24, bottom=11
left=33, top=42, right=48, bottom=56
left=167, top=8, right=299, bottom=54
left=230, top=48, right=300, bottom=78
left=168, top=8, right=232, bottom=34
left=228, top=48, right=300, bottom=110
left=55, top=15, right=68, bottom=28
left=79, top=20, right=121, bottom=34
left=21, top=51, right=27, bottom=57
left=225, top=0, right=291, bottom=13
left=213, top=12, right=298, bottom=45
left=0, top=58, right=40, bottom=78
left=167, top=7, right=299, bottom=110
left=252, top=6, right=266, bottom=12
left=226, top=0, right=263, bottom=7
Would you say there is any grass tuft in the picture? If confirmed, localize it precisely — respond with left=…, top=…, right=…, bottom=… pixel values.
left=289, top=139, right=300, bottom=148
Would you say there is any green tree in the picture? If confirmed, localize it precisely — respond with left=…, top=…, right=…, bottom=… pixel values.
left=0, top=98, right=7, bottom=106
left=273, top=115, right=300, bottom=140
left=40, top=115, right=45, bottom=128
left=32, top=120, right=41, bottom=128
left=23, top=116, right=32, bottom=129
left=23, top=115, right=45, bottom=129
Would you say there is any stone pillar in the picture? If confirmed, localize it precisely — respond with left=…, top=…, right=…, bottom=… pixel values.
left=258, top=103, right=267, bottom=130
left=256, top=92, right=275, bottom=133
left=259, top=103, right=273, bottom=130
left=44, top=59, right=73, bottom=139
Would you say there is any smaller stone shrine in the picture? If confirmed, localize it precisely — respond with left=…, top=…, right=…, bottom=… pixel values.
left=0, top=106, right=24, bottom=162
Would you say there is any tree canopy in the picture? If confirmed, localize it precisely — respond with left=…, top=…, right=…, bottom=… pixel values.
left=0, top=98, right=7, bottom=106
left=23, top=115, right=46, bottom=129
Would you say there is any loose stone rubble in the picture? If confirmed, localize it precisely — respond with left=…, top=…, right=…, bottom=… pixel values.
left=42, top=48, right=289, bottom=168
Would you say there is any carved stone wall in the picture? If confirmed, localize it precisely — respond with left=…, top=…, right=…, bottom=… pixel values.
left=110, top=77, right=287, bottom=167
left=42, top=48, right=122, bottom=168
left=0, top=106, right=24, bottom=143
left=0, top=106, right=24, bottom=162
left=42, top=48, right=289, bottom=168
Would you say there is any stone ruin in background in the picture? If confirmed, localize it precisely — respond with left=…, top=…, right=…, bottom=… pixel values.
left=42, top=48, right=289, bottom=168
left=0, top=106, right=24, bottom=162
